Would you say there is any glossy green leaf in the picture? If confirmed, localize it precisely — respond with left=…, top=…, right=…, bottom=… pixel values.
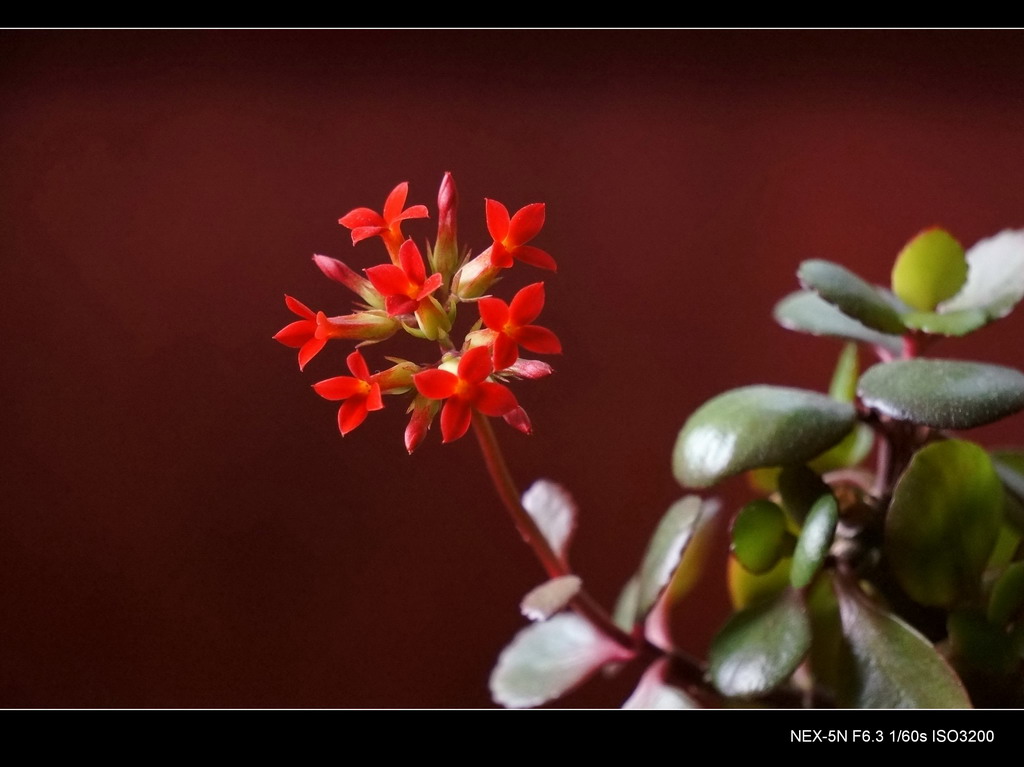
left=948, top=609, right=1018, bottom=675
left=891, top=228, right=968, bottom=311
left=673, top=386, right=856, bottom=488
left=709, top=588, right=811, bottom=698
left=798, top=259, right=906, bottom=333
left=773, top=290, right=903, bottom=354
left=834, top=576, right=972, bottom=708
left=900, top=308, right=989, bottom=337
left=858, top=359, right=1024, bottom=429
left=886, top=440, right=1003, bottom=607
left=635, top=496, right=703, bottom=620
left=622, top=658, right=700, bottom=709
left=732, top=500, right=789, bottom=575
left=791, top=494, right=838, bottom=589
left=940, top=229, right=1024, bottom=320
left=989, top=562, right=1024, bottom=626
left=520, top=576, right=582, bottom=622
left=778, top=465, right=831, bottom=527
left=490, top=613, right=630, bottom=708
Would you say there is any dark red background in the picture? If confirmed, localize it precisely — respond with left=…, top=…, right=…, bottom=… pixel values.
left=2, top=30, right=1023, bottom=708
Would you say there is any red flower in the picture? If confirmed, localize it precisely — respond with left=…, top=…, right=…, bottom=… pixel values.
left=365, top=239, right=443, bottom=316
left=485, top=198, right=556, bottom=271
left=312, top=350, right=385, bottom=435
left=273, top=295, right=327, bottom=371
left=478, top=282, right=562, bottom=370
left=413, top=346, right=519, bottom=443
left=339, top=182, right=429, bottom=261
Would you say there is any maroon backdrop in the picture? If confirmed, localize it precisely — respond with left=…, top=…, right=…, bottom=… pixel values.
left=2, top=30, right=1023, bottom=708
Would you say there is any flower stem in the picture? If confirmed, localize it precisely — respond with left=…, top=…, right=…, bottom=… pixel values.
left=471, top=412, right=635, bottom=649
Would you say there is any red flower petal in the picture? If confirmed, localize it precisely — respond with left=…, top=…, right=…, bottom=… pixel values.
left=440, top=397, right=472, bottom=443
left=489, top=242, right=515, bottom=269
left=346, top=350, right=370, bottom=380
left=507, top=203, right=545, bottom=248
left=485, top=198, right=510, bottom=242
left=414, top=369, right=458, bottom=399
left=339, top=207, right=386, bottom=229
left=365, top=382, right=384, bottom=411
left=492, top=333, right=519, bottom=371
left=365, top=264, right=412, bottom=296
left=478, top=297, right=510, bottom=331
left=508, top=282, right=546, bottom=325
left=398, top=239, right=426, bottom=284
left=385, top=295, right=419, bottom=316
left=458, top=345, right=493, bottom=383
left=284, top=295, right=315, bottom=319
left=338, top=396, right=369, bottom=435
left=382, top=182, right=409, bottom=223
left=298, top=338, right=327, bottom=371
left=313, top=375, right=365, bottom=400
left=512, top=246, right=557, bottom=271
left=273, top=319, right=315, bottom=348
left=391, top=204, right=429, bottom=223
left=416, top=272, right=443, bottom=300
left=349, top=225, right=387, bottom=244
left=474, top=381, right=518, bottom=417
left=513, top=325, right=562, bottom=355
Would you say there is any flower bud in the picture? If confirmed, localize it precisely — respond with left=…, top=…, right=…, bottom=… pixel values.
left=452, top=248, right=502, bottom=299
left=313, top=254, right=384, bottom=309
left=414, top=295, right=453, bottom=342
left=432, top=172, right=459, bottom=278
left=404, top=395, right=439, bottom=454
left=315, top=310, right=399, bottom=344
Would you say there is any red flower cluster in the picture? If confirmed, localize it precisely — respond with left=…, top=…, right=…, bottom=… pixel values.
left=275, top=174, right=562, bottom=449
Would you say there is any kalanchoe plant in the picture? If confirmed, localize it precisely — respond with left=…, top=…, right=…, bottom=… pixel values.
left=277, top=176, right=1024, bottom=708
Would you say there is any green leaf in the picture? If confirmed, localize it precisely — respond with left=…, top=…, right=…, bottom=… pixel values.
left=728, top=555, right=791, bottom=610
left=900, top=308, right=989, bottom=337
left=993, top=450, right=1024, bottom=503
left=891, top=228, right=968, bottom=311
left=940, top=229, right=1024, bottom=320
left=806, top=574, right=856, bottom=703
left=635, top=496, right=704, bottom=620
left=489, top=613, right=629, bottom=708
left=622, top=658, right=700, bottom=709
left=662, top=498, right=723, bottom=605
left=987, top=523, right=1022, bottom=570
left=709, top=588, right=811, bottom=698
left=790, top=494, right=838, bottom=589
left=948, top=609, right=1019, bottom=675
left=989, top=562, right=1024, bottom=626
left=773, top=290, right=903, bottom=354
left=885, top=440, right=1003, bottom=607
left=858, top=359, right=1024, bottom=429
left=778, top=465, right=831, bottom=527
left=520, top=576, right=582, bottom=622
left=834, top=576, right=972, bottom=708
left=809, top=345, right=875, bottom=472
left=673, top=386, right=856, bottom=488
left=732, top=500, right=790, bottom=575
left=612, top=576, right=640, bottom=632
left=798, top=259, right=906, bottom=334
